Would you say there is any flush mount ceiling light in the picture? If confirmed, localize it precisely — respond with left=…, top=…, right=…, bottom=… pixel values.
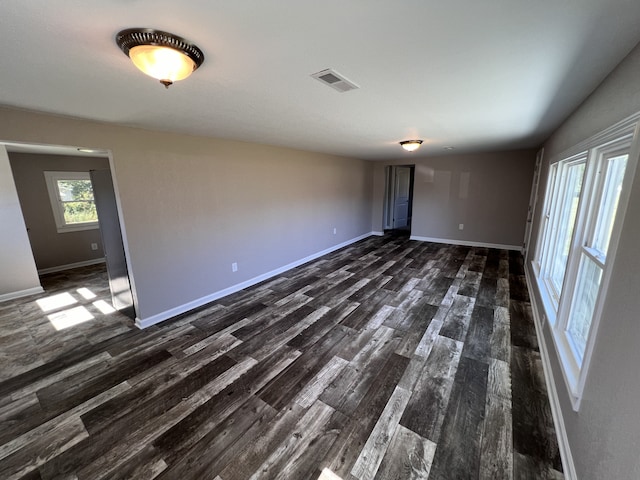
left=400, top=140, right=423, bottom=152
left=116, top=28, right=205, bottom=88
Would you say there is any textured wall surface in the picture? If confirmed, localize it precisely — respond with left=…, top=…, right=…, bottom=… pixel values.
left=0, top=108, right=373, bottom=320
left=371, top=150, right=536, bottom=247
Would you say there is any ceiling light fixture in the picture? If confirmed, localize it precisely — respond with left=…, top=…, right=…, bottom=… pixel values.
left=116, top=28, right=205, bottom=88
left=400, top=140, right=423, bottom=152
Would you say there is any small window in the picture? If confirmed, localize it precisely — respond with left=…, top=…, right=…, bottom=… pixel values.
left=44, top=171, right=99, bottom=233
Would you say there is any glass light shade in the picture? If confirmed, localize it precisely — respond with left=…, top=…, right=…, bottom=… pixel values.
left=400, top=140, right=422, bottom=152
left=128, top=45, right=196, bottom=84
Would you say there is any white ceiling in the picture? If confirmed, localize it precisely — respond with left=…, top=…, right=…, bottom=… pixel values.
left=1, top=0, right=640, bottom=160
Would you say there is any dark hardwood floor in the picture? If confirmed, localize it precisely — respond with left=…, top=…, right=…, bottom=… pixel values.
left=0, top=234, right=563, bottom=479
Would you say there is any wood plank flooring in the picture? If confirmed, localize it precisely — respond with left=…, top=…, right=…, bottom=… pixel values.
left=0, top=234, right=563, bottom=479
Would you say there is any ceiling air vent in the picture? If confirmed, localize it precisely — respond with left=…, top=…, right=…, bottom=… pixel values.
left=311, top=68, right=359, bottom=93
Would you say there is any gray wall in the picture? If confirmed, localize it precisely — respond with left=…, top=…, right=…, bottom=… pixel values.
left=527, top=41, right=640, bottom=480
left=0, top=108, right=374, bottom=321
left=372, top=150, right=536, bottom=247
left=9, top=152, right=109, bottom=271
left=0, top=146, right=41, bottom=299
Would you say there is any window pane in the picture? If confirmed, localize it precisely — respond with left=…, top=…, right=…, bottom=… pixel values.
left=536, top=164, right=557, bottom=268
left=592, top=154, right=628, bottom=256
left=549, top=162, right=585, bottom=294
left=62, top=201, right=98, bottom=224
left=56, top=179, right=98, bottom=225
left=57, top=179, right=95, bottom=202
left=567, top=255, right=603, bottom=361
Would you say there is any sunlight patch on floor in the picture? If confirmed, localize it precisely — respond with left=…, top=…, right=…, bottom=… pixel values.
left=318, top=468, right=343, bottom=480
left=77, top=287, right=97, bottom=300
left=36, top=292, right=77, bottom=312
left=48, top=306, right=94, bottom=330
left=93, top=300, right=116, bottom=314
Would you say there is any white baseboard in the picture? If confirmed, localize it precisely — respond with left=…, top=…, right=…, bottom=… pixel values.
left=0, top=286, right=44, bottom=302
left=135, top=232, right=376, bottom=329
left=38, top=258, right=106, bottom=275
left=409, top=235, right=521, bottom=251
left=371, top=231, right=384, bottom=236
left=524, top=269, right=577, bottom=480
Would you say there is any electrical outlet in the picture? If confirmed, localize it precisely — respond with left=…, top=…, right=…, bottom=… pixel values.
left=458, top=224, right=464, bottom=230
left=333, top=228, right=337, bottom=235
left=232, top=262, right=238, bottom=272
left=91, top=243, right=98, bottom=250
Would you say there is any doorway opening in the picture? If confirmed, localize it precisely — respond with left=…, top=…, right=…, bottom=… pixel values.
left=4, top=142, right=136, bottom=323
left=383, top=165, right=415, bottom=236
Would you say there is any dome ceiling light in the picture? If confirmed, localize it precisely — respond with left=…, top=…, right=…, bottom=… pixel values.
left=116, top=28, right=205, bottom=88
left=399, top=140, right=423, bottom=152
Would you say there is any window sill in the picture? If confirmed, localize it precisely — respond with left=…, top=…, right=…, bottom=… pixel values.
left=56, top=222, right=99, bottom=234
left=550, top=331, right=583, bottom=411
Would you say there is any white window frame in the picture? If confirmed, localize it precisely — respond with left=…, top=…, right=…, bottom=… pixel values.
left=535, top=153, right=587, bottom=316
left=533, top=114, right=640, bottom=410
left=44, top=171, right=99, bottom=233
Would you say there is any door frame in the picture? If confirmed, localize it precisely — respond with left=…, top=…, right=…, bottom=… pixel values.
left=91, top=168, right=136, bottom=319
left=383, top=164, right=415, bottom=232
left=2, top=140, right=138, bottom=316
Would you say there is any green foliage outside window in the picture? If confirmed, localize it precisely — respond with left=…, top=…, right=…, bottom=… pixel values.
left=57, top=179, right=98, bottom=224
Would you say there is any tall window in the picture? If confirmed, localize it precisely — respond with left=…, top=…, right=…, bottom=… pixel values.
left=537, top=155, right=586, bottom=308
left=564, top=148, right=628, bottom=360
left=534, top=122, right=637, bottom=409
left=44, top=171, right=99, bottom=233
